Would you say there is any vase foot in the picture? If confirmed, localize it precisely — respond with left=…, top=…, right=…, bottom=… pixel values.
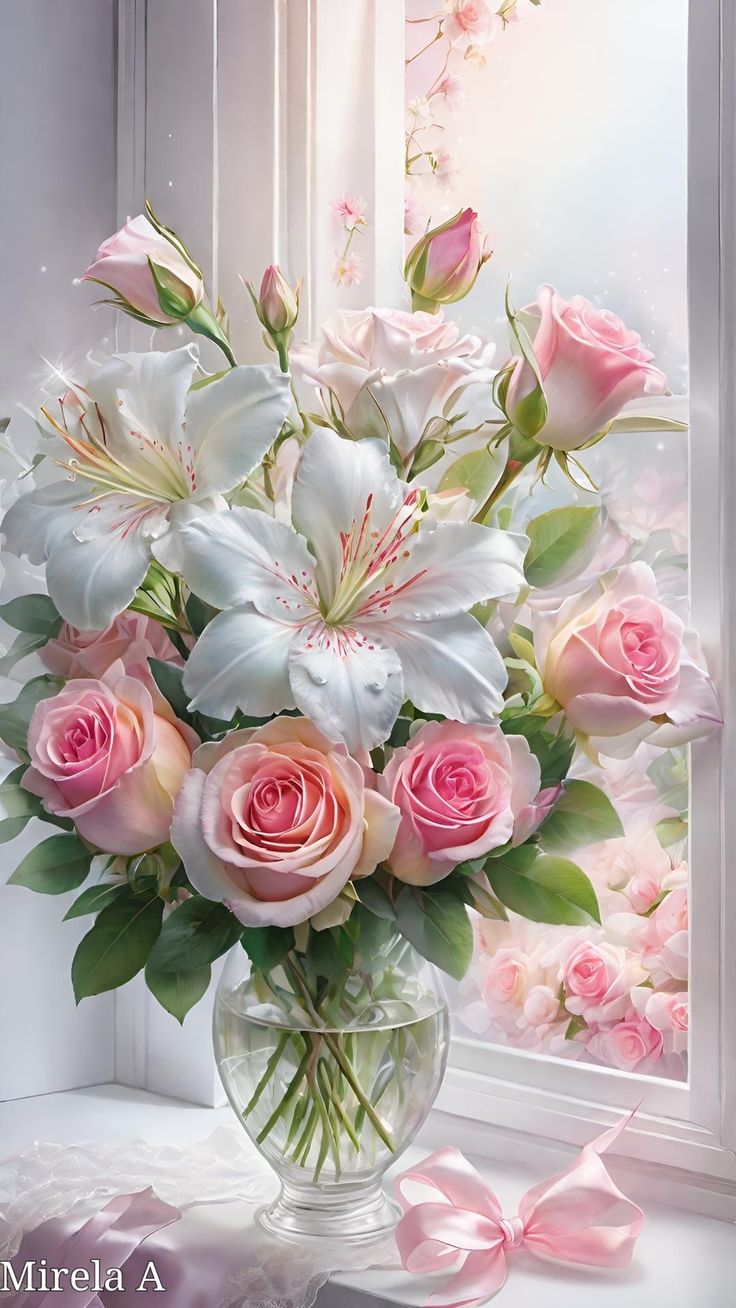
left=258, top=1177, right=401, bottom=1248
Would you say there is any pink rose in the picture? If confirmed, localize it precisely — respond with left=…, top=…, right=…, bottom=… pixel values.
left=534, top=562, right=720, bottom=752
left=502, top=285, right=667, bottom=451
left=585, top=829, right=671, bottom=913
left=291, top=305, right=492, bottom=463
left=587, top=1016, right=664, bottom=1072
left=40, top=612, right=181, bottom=680
left=483, top=948, right=533, bottom=1013
left=23, top=667, right=193, bottom=855
left=82, top=214, right=204, bottom=326
left=403, top=209, right=490, bottom=310
left=640, top=887, right=688, bottom=984
left=561, top=939, right=645, bottom=1025
left=171, top=717, right=400, bottom=928
left=380, top=720, right=540, bottom=885
left=523, top=984, right=561, bottom=1030
left=511, top=783, right=562, bottom=848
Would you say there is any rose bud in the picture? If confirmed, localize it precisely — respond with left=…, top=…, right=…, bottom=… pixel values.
left=500, top=284, right=668, bottom=451
left=403, top=208, right=490, bottom=311
left=82, top=209, right=204, bottom=327
left=253, top=265, right=300, bottom=335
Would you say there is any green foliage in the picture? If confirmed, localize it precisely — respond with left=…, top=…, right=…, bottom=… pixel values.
left=538, top=779, right=623, bottom=853
left=437, top=443, right=506, bottom=505
left=148, top=658, right=193, bottom=726
left=146, top=896, right=241, bottom=972
left=63, top=882, right=129, bottom=920
left=241, top=925, right=295, bottom=973
left=0, top=677, right=60, bottom=755
left=9, top=833, right=92, bottom=894
left=487, top=847, right=601, bottom=926
left=656, top=816, right=688, bottom=849
left=145, top=960, right=212, bottom=1023
left=355, top=877, right=397, bottom=921
left=0, top=594, right=61, bottom=634
left=524, top=505, right=601, bottom=588
left=72, top=890, right=164, bottom=1000
left=395, top=883, right=473, bottom=979
left=502, top=714, right=575, bottom=787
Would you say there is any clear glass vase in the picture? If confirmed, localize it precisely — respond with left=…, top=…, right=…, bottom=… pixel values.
left=213, top=934, right=449, bottom=1248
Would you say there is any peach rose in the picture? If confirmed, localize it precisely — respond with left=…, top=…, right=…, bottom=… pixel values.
left=171, top=717, right=400, bottom=928
left=502, top=285, right=667, bottom=451
left=534, top=562, right=720, bottom=754
left=380, top=720, right=541, bottom=885
left=23, top=666, right=192, bottom=854
left=40, top=612, right=181, bottom=680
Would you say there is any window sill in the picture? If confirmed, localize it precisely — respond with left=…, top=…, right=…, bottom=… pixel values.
left=1, top=1084, right=734, bottom=1308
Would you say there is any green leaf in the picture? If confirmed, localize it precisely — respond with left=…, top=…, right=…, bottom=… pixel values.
left=524, top=506, right=601, bottom=589
left=0, top=677, right=60, bottom=755
left=63, top=882, right=129, bottom=920
left=437, top=443, right=506, bottom=506
left=185, top=592, right=215, bottom=638
left=307, top=928, right=345, bottom=982
left=356, top=877, right=397, bottom=921
left=488, top=851, right=601, bottom=926
left=0, top=631, right=49, bottom=676
left=539, top=779, right=623, bottom=852
left=145, top=960, right=211, bottom=1023
left=241, top=925, right=294, bottom=973
left=0, top=594, right=60, bottom=634
left=395, top=885, right=473, bottom=980
left=72, top=892, right=164, bottom=1000
left=146, top=896, right=241, bottom=972
left=148, top=658, right=192, bottom=724
left=502, top=717, right=575, bottom=787
left=9, top=833, right=92, bottom=894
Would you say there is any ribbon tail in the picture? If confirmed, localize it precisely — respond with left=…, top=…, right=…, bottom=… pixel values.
left=426, top=1247, right=508, bottom=1308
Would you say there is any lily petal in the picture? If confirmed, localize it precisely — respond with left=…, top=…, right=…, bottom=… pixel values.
left=375, top=613, right=507, bottom=722
left=187, top=364, right=292, bottom=498
left=183, top=604, right=295, bottom=719
left=174, top=507, right=319, bottom=621
left=291, top=427, right=405, bottom=597
left=86, top=346, right=198, bottom=478
left=288, top=623, right=405, bottom=752
left=2, top=481, right=90, bottom=565
left=374, top=522, right=528, bottom=620
left=45, top=528, right=153, bottom=629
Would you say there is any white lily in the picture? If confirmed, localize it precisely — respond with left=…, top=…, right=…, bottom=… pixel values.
left=177, top=427, right=528, bottom=751
left=1, top=347, right=292, bottom=629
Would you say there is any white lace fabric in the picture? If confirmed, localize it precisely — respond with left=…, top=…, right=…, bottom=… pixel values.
left=0, top=1127, right=397, bottom=1308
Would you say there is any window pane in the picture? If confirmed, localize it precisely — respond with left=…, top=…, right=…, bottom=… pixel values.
left=407, top=0, right=689, bottom=1081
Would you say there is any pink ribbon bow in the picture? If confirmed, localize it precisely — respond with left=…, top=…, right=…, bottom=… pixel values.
left=395, top=1114, right=644, bottom=1307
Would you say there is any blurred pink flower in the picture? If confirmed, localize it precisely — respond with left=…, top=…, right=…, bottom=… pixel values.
left=587, top=1016, right=664, bottom=1072
left=433, top=146, right=460, bottom=191
left=444, top=0, right=501, bottom=50
left=404, top=189, right=429, bottom=236
left=330, top=193, right=368, bottom=231
left=561, top=938, right=646, bottom=1026
left=436, top=74, right=465, bottom=112
left=640, top=887, right=688, bottom=984
left=332, top=252, right=364, bottom=287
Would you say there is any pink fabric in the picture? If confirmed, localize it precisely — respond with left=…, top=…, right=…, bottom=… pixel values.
left=395, top=1115, right=644, bottom=1306
left=8, top=1189, right=180, bottom=1307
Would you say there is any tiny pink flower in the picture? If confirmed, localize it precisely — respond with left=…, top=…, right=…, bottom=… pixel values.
left=436, top=74, right=465, bottom=113
left=330, top=193, right=368, bottom=232
left=444, top=0, right=501, bottom=50
left=332, top=252, right=364, bottom=287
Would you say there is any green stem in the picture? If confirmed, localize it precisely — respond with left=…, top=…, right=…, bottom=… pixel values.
left=474, top=429, right=539, bottom=523
left=255, top=1043, right=311, bottom=1144
left=243, top=1030, right=289, bottom=1117
left=285, top=956, right=396, bottom=1153
left=185, top=302, right=238, bottom=368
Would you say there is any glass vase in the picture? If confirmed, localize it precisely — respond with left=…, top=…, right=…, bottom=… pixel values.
left=213, top=933, right=449, bottom=1248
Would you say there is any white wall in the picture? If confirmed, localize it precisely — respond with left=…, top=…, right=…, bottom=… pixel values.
left=0, top=0, right=118, bottom=1100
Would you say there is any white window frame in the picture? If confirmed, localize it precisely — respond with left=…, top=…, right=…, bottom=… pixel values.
left=114, top=0, right=736, bottom=1215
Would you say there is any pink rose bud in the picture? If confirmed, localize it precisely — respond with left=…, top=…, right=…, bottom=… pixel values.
left=22, top=667, right=193, bottom=856
left=500, top=284, right=668, bottom=451
left=252, top=265, right=300, bottom=336
left=82, top=207, right=204, bottom=327
left=403, top=208, right=490, bottom=311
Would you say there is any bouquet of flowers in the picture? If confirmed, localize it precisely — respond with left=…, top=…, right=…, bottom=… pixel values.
left=0, top=203, right=719, bottom=1182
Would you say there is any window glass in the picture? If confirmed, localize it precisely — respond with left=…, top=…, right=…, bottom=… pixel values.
left=407, top=0, right=690, bottom=1081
